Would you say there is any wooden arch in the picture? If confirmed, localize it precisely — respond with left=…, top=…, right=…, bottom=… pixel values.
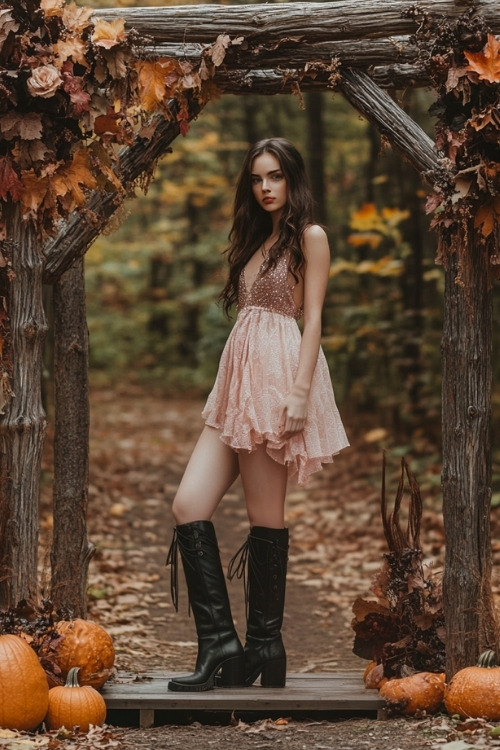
left=1, top=1, right=499, bottom=678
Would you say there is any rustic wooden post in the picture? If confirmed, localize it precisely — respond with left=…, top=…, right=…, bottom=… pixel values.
left=0, top=204, right=47, bottom=608
left=441, top=227, right=497, bottom=675
left=50, top=258, right=95, bottom=617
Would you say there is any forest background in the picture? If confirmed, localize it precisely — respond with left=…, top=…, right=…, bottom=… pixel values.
left=54, top=0, right=500, bottom=492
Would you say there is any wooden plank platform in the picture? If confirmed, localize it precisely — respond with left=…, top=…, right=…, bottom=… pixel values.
left=102, top=672, right=385, bottom=727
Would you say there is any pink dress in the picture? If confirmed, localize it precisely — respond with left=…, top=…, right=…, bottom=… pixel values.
left=202, top=253, right=349, bottom=485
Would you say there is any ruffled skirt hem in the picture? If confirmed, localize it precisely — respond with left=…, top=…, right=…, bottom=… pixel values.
left=201, top=307, right=349, bottom=486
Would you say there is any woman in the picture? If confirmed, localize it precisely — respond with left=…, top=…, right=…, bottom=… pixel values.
left=167, top=138, right=349, bottom=692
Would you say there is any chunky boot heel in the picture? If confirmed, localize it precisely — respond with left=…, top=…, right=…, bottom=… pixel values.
left=228, top=526, right=289, bottom=688
left=219, top=655, right=245, bottom=687
left=166, top=521, right=244, bottom=692
left=261, top=657, right=287, bottom=688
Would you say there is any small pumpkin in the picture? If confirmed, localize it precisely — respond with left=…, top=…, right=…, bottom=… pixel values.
left=40, top=618, right=115, bottom=689
left=0, top=634, right=49, bottom=731
left=45, top=667, right=107, bottom=731
left=445, top=649, right=500, bottom=720
left=379, top=671, right=446, bottom=715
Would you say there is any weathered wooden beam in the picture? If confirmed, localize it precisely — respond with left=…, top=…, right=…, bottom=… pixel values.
left=140, top=37, right=429, bottom=89
left=338, top=69, right=438, bottom=176
left=214, top=65, right=428, bottom=95
left=141, top=36, right=419, bottom=70
left=93, top=1, right=500, bottom=44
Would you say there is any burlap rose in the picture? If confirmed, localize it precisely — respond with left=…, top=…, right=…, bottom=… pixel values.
left=27, top=64, right=63, bottom=98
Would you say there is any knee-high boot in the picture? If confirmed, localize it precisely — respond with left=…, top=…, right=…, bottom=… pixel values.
left=229, top=526, right=289, bottom=688
left=166, top=520, right=244, bottom=692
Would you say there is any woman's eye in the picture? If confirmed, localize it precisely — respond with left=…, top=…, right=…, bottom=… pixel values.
left=272, top=173, right=284, bottom=181
left=251, top=177, right=261, bottom=184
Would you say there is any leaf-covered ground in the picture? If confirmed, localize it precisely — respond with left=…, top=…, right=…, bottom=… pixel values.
left=34, top=386, right=500, bottom=750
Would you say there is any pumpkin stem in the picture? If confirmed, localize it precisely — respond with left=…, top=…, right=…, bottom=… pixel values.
left=477, top=649, right=498, bottom=668
left=65, top=666, right=82, bottom=688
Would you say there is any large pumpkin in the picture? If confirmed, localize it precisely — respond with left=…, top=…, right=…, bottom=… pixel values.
left=0, top=634, right=49, bottom=731
left=45, top=667, right=107, bottom=732
left=379, top=671, right=446, bottom=715
left=40, top=618, right=115, bottom=689
left=445, top=650, right=500, bottom=720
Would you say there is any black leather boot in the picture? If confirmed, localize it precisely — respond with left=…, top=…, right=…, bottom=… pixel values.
left=166, top=520, right=244, bottom=692
left=229, top=526, right=289, bottom=687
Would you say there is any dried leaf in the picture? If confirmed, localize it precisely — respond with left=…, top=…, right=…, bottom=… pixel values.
left=55, top=34, right=89, bottom=68
left=41, top=0, right=65, bottom=16
left=0, top=156, right=22, bottom=201
left=91, top=18, right=127, bottom=50
left=62, top=3, right=94, bottom=33
left=135, top=59, right=175, bottom=112
left=52, top=148, right=98, bottom=208
left=0, top=7, right=18, bottom=49
left=465, top=34, right=500, bottom=83
left=210, top=33, right=232, bottom=67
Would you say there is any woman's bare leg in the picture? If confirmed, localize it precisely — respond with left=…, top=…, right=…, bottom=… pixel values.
left=238, top=444, right=288, bottom=528
left=172, top=426, right=239, bottom=524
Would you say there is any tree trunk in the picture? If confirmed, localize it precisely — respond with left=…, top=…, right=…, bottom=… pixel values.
left=306, top=93, right=327, bottom=225
left=441, top=225, right=496, bottom=677
left=50, top=258, right=94, bottom=617
left=0, top=204, right=47, bottom=609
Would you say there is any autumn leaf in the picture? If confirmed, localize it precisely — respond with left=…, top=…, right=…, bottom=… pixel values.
left=465, top=34, right=500, bottom=84
left=0, top=157, right=22, bottom=201
left=474, top=196, right=500, bottom=237
left=40, top=0, right=65, bottom=17
left=55, top=35, right=89, bottom=69
left=51, top=149, right=98, bottom=209
left=62, top=2, right=93, bottom=33
left=19, top=170, right=52, bottom=218
left=92, top=18, right=127, bottom=50
left=135, top=59, right=175, bottom=112
left=210, top=34, right=231, bottom=67
left=0, top=7, right=19, bottom=48
left=0, top=112, right=43, bottom=141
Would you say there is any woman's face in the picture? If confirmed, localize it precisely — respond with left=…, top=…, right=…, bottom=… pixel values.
left=250, top=152, right=288, bottom=218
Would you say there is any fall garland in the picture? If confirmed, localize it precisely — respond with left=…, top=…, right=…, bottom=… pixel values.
left=408, top=8, right=500, bottom=267
left=0, top=0, right=226, bottom=239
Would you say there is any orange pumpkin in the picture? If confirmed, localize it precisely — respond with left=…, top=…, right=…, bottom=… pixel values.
left=45, top=667, right=107, bottom=732
left=40, top=618, right=115, bottom=689
left=445, top=650, right=500, bottom=720
left=0, top=634, right=49, bottom=731
left=379, top=671, right=446, bottom=715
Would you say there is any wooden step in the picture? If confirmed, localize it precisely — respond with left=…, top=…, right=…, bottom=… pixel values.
left=102, top=672, right=385, bottom=727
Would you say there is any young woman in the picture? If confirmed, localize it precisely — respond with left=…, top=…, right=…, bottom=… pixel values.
left=166, top=138, right=349, bottom=692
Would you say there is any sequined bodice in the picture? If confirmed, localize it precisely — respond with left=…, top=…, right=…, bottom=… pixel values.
left=239, top=253, right=303, bottom=321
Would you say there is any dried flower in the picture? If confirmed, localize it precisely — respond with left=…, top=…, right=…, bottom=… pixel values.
left=27, top=65, right=63, bottom=99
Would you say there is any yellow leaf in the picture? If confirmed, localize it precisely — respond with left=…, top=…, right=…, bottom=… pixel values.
left=135, top=59, right=175, bottom=112
left=52, top=149, right=98, bottom=209
left=91, top=18, right=127, bottom=49
left=465, top=34, right=500, bottom=83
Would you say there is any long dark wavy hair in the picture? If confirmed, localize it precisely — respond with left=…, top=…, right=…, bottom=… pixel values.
left=219, top=138, right=315, bottom=317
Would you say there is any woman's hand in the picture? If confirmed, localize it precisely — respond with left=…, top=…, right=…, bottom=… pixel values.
left=279, top=385, right=309, bottom=438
